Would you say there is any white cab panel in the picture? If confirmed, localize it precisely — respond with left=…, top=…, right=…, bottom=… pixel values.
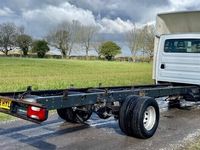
left=155, top=34, right=200, bottom=85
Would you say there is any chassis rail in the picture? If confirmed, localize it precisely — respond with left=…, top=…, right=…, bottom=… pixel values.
left=0, top=84, right=199, bottom=123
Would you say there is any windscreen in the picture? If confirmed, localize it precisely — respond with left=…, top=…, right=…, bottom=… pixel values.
left=164, top=39, right=200, bottom=53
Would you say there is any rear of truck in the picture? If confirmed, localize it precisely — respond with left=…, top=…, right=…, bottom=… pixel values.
left=0, top=95, right=48, bottom=123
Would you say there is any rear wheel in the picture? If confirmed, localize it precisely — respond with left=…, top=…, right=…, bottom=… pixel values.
left=119, top=96, right=160, bottom=139
left=57, top=105, right=93, bottom=123
left=131, top=97, right=159, bottom=138
left=119, top=95, right=139, bottom=135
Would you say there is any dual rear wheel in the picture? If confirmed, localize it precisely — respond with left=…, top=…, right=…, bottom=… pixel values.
left=119, top=95, right=160, bottom=138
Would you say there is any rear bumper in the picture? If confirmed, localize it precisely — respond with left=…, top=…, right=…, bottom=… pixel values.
left=0, top=96, right=48, bottom=124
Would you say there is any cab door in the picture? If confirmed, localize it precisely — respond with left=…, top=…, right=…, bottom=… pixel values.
left=156, top=34, right=200, bottom=85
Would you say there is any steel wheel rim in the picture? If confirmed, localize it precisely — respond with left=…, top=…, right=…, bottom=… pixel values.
left=143, top=106, right=156, bottom=131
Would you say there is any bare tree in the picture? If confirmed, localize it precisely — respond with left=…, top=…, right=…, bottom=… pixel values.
left=47, top=23, right=70, bottom=58
left=125, top=25, right=142, bottom=62
left=47, top=21, right=79, bottom=58
left=0, top=22, right=18, bottom=55
left=16, top=34, right=32, bottom=56
left=78, top=25, right=98, bottom=59
left=47, top=21, right=80, bottom=58
left=68, top=20, right=80, bottom=56
left=93, top=41, right=102, bottom=58
left=92, top=35, right=105, bottom=58
left=18, top=25, right=25, bottom=35
left=140, top=25, right=155, bottom=61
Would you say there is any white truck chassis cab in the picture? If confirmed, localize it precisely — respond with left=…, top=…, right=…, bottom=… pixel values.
left=154, top=11, right=200, bottom=86
left=0, top=11, right=200, bottom=139
left=156, top=34, right=200, bottom=85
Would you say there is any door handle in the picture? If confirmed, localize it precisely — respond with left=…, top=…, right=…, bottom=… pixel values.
left=160, top=64, right=165, bottom=69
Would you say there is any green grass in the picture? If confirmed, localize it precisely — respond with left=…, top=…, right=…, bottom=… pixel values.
left=0, top=113, right=15, bottom=121
left=0, top=57, right=153, bottom=121
left=0, top=57, right=153, bottom=92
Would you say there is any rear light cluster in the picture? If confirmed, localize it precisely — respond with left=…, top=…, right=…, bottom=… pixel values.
left=27, top=106, right=48, bottom=121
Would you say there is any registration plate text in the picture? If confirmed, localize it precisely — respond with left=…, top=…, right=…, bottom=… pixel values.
left=0, top=99, right=12, bottom=110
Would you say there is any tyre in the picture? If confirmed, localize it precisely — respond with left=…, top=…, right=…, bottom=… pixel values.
left=119, top=95, right=140, bottom=135
left=57, top=105, right=93, bottom=123
left=131, top=97, right=159, bottom=138
left=57, top=108, right=77, bottom=123
left=119, top=96, right=160, bottom=139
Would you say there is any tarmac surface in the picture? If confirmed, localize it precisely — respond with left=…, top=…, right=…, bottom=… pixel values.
left=0, top=100, right=200, bottom=150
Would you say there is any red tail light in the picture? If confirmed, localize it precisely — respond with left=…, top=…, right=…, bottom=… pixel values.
left=27, top=106, right=48, bottom=121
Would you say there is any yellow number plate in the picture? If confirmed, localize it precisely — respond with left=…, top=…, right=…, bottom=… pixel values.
left=0, top=98, right=12, bottom=110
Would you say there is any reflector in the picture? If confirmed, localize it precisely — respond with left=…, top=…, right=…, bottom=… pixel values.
left=27, top=106, right=48, bottom=121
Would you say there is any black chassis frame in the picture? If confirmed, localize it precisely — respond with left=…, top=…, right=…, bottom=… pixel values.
left=0, top=84, right=199, bottom=123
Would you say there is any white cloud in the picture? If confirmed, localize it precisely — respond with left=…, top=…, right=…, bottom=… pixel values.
left=23, top=2, right=96, bottom=26
left=169, top=0, right=200, bottom=10
left=169, top=0, right=198, bottom=7
left=0, top=7, right=13, bottom=17
left=98, top=17, right=135, bottom=33
left=21, top=2, right=136, bottom=36
left=1, top=0, right=200, bottom=38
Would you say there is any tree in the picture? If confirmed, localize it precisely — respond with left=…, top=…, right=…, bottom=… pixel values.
left=140, top=25, right=155, bottom=61
left=92, top=35, right=105, bottom=58
left=47, top=21, right=79, bottom=58
left=32, top=40, right=49, bottom=58
left=68, top=20, right=80, bottom=56
left=93, top=41, right=102, bottom=58
left=16, top=34, right=32, bottom=56
left=0, top=22, right=18, bottom=55
left=125, top=25, right=142, bottom=62
left=78, top=25, right=98, bottom=59
left=47, top=27, right=69, bottom=58
left=99, top=41, right=121, bottom=61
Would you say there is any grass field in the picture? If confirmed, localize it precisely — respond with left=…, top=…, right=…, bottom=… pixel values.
left=0, top=57, right=153, bottom=92
left=0, top=57, right=152, bottom=121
